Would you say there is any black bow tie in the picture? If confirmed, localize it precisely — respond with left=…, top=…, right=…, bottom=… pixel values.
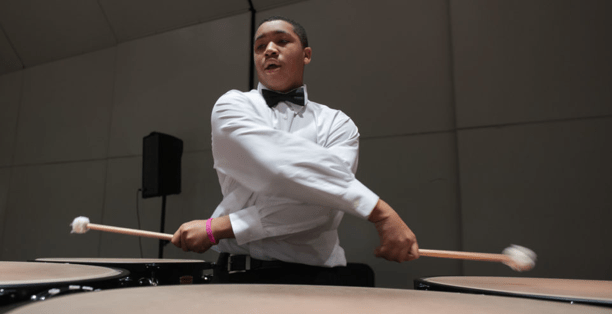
left=262, top=88, right=305, bottom=107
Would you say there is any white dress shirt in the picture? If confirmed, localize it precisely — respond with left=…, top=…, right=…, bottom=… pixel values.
left=210, top=83, right=379, bottom=267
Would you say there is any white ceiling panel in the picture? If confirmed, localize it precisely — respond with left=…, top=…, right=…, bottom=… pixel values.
left=0, top=0, right=310, bottom=71
left=98, top=0, right=250, bottom=42
left=252, top=0, right=308, bottom=11
left=0, top=27, right=22, bottom=75
left=0, top=0, right=116, bottom=67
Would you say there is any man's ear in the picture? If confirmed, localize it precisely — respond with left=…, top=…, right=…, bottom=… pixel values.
left=303, top=47, right=312, bottom=65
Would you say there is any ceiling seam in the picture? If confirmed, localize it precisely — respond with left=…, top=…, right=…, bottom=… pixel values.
left=248, top=0, right=256, bottom=90
left=97, top=0, right=119, bottom=45
left=255, top=0, right=309, bottom=13
left=0, top=20, right=24, bottom=70
left=118, top=8, right=251, bottom=44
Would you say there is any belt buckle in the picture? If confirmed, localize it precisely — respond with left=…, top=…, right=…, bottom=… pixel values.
left=228, top=254, right=251, bottom=273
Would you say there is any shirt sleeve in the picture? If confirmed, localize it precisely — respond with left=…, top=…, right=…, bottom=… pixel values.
left=211, top=90, right=379, bottom=221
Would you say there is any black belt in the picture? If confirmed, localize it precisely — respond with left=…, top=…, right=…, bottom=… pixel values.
left=218, top=253, right=291, bottom=273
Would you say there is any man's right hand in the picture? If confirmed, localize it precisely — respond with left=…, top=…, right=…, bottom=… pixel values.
left=368, top=199, right=419, bottom=262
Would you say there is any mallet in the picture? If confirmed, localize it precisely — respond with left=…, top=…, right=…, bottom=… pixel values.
left=419, top=245, right=536, bottom=272
left=71, top=216, right=536, bottom=271
left=71, top=216, right=172, bottom=241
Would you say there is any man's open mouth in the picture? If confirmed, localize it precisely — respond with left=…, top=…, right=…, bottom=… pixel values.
left=265, top=64, right=280, bottom=70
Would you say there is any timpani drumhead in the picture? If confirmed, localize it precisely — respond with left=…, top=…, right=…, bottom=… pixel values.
left=415, top=276, right=612, bottom=306
left=0, top=262, right=125, bottom=286
left=6, top=284, right=611, bottom=314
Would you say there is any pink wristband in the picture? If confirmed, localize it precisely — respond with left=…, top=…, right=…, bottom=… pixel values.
left=206, top=218, right=217, bottom=244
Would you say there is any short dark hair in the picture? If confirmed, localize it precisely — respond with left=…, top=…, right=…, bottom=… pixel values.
left=258, top=16, right=309, bottom=48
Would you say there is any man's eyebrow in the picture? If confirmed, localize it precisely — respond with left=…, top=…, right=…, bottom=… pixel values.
left=255, top=30, right=290, bottom=42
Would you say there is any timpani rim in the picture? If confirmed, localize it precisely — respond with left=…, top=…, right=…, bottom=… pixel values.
left=416, top=276, right=612, bottom=306
left=34, top=258, right=207, bottom=264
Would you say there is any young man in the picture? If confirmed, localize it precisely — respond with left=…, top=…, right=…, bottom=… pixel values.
left=172, top=16, right=419, bottom=285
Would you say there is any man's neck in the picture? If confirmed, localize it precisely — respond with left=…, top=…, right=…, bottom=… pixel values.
left=261, top=83, right=304, bottom=93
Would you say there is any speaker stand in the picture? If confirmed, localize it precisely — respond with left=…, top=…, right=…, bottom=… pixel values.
left=158, top=195, right=167, bottom=258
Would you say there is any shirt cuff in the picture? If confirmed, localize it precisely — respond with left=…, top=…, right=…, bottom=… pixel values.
left=229, top=205, right=266, bottom=245
left=342, top=180, right=380, bottom=218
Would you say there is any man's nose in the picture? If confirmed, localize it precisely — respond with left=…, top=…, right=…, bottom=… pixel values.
left=264, top=42, right=279, bottom=56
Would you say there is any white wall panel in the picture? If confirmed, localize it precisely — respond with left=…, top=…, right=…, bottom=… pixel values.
left=0, top=168, right=10, bottom=258
left=452, top=0, right=612, bottom=128
left=340, top=133, right=461, bottom=288
left=0, top=71, right=22, bottom=167
left=99, top=156, right=162, bottom=258
left=1, top=161, right=106, bottom=261
left=459, top=117, right=612, bottom=280
left=109, top=13, right=250, bottom=157
left=13, top=48, right=115, bottom=165
left=161, top=151, right=223, bottom=262
left=257, top=0, right=454, bottom=137
left=100, top=152, right=221, bottom=264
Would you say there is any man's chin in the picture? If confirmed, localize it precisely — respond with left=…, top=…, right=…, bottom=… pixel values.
left=260, top=81, right=295, bottom=93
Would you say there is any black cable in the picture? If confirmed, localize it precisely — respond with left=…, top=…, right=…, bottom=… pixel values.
left=136, top=188, right=144, bottom=258
left=248, top=0, right=256, bottom=90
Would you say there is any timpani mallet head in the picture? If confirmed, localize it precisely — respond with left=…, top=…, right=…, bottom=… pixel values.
left=502, top=245, right=537, bottom=271
left=71, top=216, right=90, bottom=234
left=70, top=217, right=174, bottom=241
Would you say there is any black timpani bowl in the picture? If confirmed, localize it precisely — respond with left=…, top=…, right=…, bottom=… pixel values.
left=34, top=258, right=214, bottom=286
left=0, top=261, right=129, bottom=311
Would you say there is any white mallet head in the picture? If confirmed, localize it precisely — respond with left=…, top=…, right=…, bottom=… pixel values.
left=502, top=244, right=537, bottom=272
left=71, top=216, right=90, bottom=234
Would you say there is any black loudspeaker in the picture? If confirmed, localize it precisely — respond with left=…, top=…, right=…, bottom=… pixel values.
left=142, top=132, right=183, bottom=198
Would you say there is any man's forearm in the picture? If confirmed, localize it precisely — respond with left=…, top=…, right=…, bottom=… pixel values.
left=368, top=199, right=392, bottom=223
left=368, top=199, right=420, bottom=262
left=212, top=215, right=235, bottom=241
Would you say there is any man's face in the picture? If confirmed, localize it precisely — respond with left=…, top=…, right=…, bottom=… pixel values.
left=254, top=20, right=311, bottom=93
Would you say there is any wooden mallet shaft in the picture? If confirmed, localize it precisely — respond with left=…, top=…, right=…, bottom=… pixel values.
left=85, top=222, right=172, bottom=241
left=84, top=224, right=512, bottom=265
left=419, top=249, right=509, bottom=263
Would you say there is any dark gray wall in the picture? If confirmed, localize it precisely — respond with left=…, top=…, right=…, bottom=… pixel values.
left=0, top=0, right=610, bottom=289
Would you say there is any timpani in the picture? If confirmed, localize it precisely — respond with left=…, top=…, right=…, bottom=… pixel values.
left=0, top=261, right=128, bottom=311
left=5, top=284, right=611, bottom=314
left=34, top=258, right=213, bottom=286
left=415, top=276, right=612, bottom=307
